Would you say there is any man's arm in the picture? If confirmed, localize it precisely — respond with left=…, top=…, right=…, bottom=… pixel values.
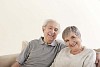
left=11, top=62, right=21, bottom=67
left=11, top=41, right=31, bottom=67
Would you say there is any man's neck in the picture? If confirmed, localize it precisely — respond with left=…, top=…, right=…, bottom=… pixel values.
left=43, top=38, right=53, bottom=44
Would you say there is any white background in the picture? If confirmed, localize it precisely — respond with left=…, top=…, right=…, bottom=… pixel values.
left=0, top=0, right=100, bottom=55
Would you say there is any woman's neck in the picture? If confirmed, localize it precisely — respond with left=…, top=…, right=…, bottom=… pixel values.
left=70, top=47, right=84, bottom=55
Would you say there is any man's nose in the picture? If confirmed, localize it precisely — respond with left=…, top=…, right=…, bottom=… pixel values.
left=51, top=29, right=55, bottom=33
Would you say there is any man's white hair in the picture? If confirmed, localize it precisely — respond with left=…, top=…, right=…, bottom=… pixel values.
left=42, top=19, right=60, bottom=32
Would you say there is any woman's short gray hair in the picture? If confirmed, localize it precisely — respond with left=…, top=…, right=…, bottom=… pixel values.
left=62, top=26, right=81, bottom=40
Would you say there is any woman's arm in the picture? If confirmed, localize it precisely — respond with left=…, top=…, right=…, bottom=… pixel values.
left=95, top=53, right=100, bottom=67
left=83, top=50, right=96, bottom=67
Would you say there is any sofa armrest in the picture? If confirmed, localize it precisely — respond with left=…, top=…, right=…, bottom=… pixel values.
left=0, top=54, right=19, bottom=67
left=0, top=41, right=28, bottom=67
left=94, top=48, right=100, bottom=53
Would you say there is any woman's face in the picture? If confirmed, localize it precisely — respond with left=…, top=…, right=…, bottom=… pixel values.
left=64, top=32, right=82, bottom=50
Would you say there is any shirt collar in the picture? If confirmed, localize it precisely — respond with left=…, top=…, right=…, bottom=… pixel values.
left=39, top=37, right=56, bottom=46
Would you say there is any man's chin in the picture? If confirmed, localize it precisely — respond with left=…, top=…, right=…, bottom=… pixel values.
left=48, top=39, right=55, bottom=42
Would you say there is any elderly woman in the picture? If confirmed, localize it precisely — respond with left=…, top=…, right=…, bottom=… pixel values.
left=51, top=26, right=96, bottom=67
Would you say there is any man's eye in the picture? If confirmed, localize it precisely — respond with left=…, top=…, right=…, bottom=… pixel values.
left=54, top=28, right=58, bottom=31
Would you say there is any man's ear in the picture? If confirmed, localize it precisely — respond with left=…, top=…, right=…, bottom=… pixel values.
left=42, top=26, right=45, bottom=32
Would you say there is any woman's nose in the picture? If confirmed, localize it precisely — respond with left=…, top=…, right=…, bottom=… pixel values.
left=69, top=40, right=75, bottom=45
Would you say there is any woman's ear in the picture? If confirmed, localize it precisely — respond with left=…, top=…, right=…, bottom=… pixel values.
left=80, top=38, right=82, bottom=42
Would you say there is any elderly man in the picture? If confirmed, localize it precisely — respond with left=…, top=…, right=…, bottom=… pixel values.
left=11, top=19, right=66, bottom=67
left=12, top=19, right=100, bottom=67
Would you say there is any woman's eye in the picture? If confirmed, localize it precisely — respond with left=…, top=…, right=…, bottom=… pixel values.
left=71, top=36, right=75, bottom=39
left=65, top=40, right=69, bottom=42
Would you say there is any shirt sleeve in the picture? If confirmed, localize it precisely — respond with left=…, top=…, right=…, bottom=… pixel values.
left=16, top=41, right=32, bottom=64
left=83, top=49, right=96, bottom=67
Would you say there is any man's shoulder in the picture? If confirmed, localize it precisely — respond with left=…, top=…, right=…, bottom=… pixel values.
left=29, top=39, right=39, bottom=43
left=56, top=39, right=66, bottom=46
left=28, top=39, right=40, bottom=46
left=29, top=37, right=43, bottom=44
left=55, top=39, right=66, bottom=49
left=56, top=39, right=65, bottom=44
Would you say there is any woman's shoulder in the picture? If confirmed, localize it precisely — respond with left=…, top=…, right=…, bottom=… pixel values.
left=60, top=47, right=70, bottom=53
left=83, top=47, right=96, bottom=54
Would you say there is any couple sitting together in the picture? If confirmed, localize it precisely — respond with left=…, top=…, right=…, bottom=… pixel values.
left=12, top=19, right=100, bottom=67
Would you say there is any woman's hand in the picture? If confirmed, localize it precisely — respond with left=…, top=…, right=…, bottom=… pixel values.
left=95, top=53, right=100, bottom=67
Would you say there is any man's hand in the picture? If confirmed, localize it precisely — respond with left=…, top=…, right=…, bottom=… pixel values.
left=11, top=62, right=20, bottom=67
left=95, top=53, right=100, bottom=67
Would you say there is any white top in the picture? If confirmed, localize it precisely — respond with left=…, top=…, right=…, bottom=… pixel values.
left=51, top=47, right=96, bottom=67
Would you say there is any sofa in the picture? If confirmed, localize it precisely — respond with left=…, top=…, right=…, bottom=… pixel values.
left=0, top=41, right=28, bottom=67
left=0, top=41, right=100, bottom=67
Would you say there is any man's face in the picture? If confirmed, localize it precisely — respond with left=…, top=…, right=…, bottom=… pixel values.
left=43, top=22, right=59, bottom=44
left=64, top=32, right=82, bottom=50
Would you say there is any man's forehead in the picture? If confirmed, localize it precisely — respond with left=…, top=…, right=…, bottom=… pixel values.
left=46, top=22, right=59, bottom=27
